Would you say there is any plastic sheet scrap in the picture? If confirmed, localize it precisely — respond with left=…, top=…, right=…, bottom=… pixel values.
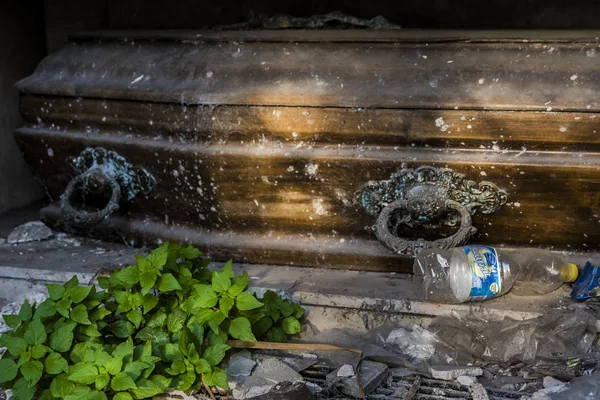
left=427, top=309, right=598, bottom=365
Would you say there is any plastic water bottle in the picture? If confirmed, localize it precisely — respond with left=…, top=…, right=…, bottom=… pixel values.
left=413, top=246, right=579, bottom=303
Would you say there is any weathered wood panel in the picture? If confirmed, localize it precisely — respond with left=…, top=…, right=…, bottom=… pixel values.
left=20, top=96, right=600, bottom=151
left=16, top=40, right=600, bottom=111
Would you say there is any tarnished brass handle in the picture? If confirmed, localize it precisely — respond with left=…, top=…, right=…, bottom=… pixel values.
left=60, top=169, right=121, bottom=227
left=375, top=198, right=477, bottom=255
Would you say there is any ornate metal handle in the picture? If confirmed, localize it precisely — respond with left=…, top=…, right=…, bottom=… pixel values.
left=357, top=165, right=508, bottom=255
left=60, top=169, right=121, bottom=227
left=60, top=147, right=155, bottom=228
left=375, top=198, right=477, bottom=255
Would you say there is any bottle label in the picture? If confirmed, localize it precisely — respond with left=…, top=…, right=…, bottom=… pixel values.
left=464, top=245, right=501, bottom=300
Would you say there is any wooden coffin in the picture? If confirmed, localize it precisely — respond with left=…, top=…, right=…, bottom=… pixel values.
left=14, top=30, right=600, bottom=272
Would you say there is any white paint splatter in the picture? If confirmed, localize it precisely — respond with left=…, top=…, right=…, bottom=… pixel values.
left=47, top=148, right=54, bottom=157
left=206, top=71, right=213, bottom=78
left=306, top=163, right=318, bottom=176
left=570, top=74, right=579, bottom=81
left=480, top=171, right=487, bottom=176
left=514, top=202, right=521, bottom=207
left=312, top=199, right=327, bottom=215
left=587, top=49, right=597, bottom=57
left=478, top=78, right=485, bottom=84
left=435, top=117, right=450, bottom=132
left=287, top=166, right=295, bottom=172
left=130, top=75, right=144, bottom=84
left=559, top=126, right=567, bottom=132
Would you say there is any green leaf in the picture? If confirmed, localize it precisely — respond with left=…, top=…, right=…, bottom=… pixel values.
left=187, top=321, right=205, bottom=345
left=236, top=292, right=264, bottom=311
left=189, top=309, right=216, bottom=326
left=146, top=310, right=167, bottom=328
left=31, top=344, right=49, bottom=359
left=70, top=304, right=91, bottom=325
left=147, top=243, right=169, bottom=269
left=130, top=379, right=162, bottom=400
left=229, top=317, right=257, bottom=342
left=19, top=300, right=32, bottom=321
left=50, top=374, right=75, bottom=398
left=142, top=294, right=158, bottom=315
left=64, top=275, right=80, bottom=289
left=131, top=293, right=144, bottom=307
left=280, top=301, right=295, bottom=317
left=13, top=377, right=37, bottom=400
left=87, top=391, right=107, bottom=400
left=267, top=326, right=287, bottom=343
left=95, top=373, right=110, bottom=391
left=222, top=260, right=234, bottom=278
left=56, top=298, right=72, bottom=318
left=165, top=359, right=186, bottom=375
left=47, top=283, right=66, bottom=301
left=114, top=292, right=133, bottom=314
left=114, top=266, right=140, bottom=287
left=63, top=386, right=91, bottom=400
left=0, top=358, right=18, bottom=383
left=207, top=329, right=229, bottom=347
left=110, top=320, right=135, bottom=338
left=68, top=363, right=99, bottom=385
left=17, top=351, right=31, bottom=367
left=111, top=372, right=137, bottom=391
left=194, top=358, right=211, bottom=374
left=149, top=374, right=172, bottom=391
left=202, top=343, right=231, bottom=367
left=208, top=311, right=226, bottom=335
left=252, top=317, right=273, bottom=338
left=33, top=299, right=57, bottom=319
left=97, top=277, right=110, bottom=289
left=181, top=246, right=202, bottom=260
left=229, top=271, right=249, bottom=297
left=70, top=285, right=93, bottom=303
left=212, top=270, right=231, bottom=293
left=39, top=389, right=54, bottom=400
left=219, top=297, right=234, bottom=316
left=190, top=285, right=218, bottom=308
left=157, top=273, right=182, bottom=292
left=49, top=324, right=75, bottom=352
left=21, top=360, right=43, bottom=385
left=113, top=393, right=134, bottom=400
left=123, top=361, right=151, bottom=381
left=172, top=369, right=196, bottom=392
left=46, top=353, right=69, bottom=374
left=113, top=337, right=134, bottom=359
left=24, top=319, right=47, bottom=345
left=5, top=336, right=27, bottom=356
left=106, top=357, right=123, bottom=375
left=126, top=309, right=143, bottom=328
left=80, top=323, right=102, bottom=338
left=167, top=309, right=188, bottom=333
left=161, top=343, right=182, bottom=362
left=282, top=316, right=301, bottom=335
left=139, top=270, right=159, bottom=295
left=3, top=314, right=21, bottom=328
left=203, top=367, right=229, bottom=390
left=91, top=307, right=112, bottom=321
left=293, top=304, right=305, bottom=319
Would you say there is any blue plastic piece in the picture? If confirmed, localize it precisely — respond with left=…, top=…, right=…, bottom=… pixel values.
left=571, top=262, right=600, bottom=300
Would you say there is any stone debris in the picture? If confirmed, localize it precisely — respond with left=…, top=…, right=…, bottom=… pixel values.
left=0, top=238, right=5, bottom=245
left=542, top=376, right=564, bottom=389
left=327, top=360, right=388, bottom=398
left=7, top=221, right=54, bottom=244
left=336, top=364, right=355, bottom=377
left=228, top=351, right=257, bottom=378
left=253, top=354, right=317, bottom=373
left=429, top=365, right=483, bottom=381
left=231, top=357, right=303, bottom=400
left=468, top=383, right=490, bottom=400
left=456, top=375, right=478, bottom=386
left=252, top=381, right=317, bottom=400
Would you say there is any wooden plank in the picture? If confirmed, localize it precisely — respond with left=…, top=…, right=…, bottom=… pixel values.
left=20, top=95, right=600, bottom=151
left=15, top=127, right=600, bottom=252
left=16, top=40, right=600, bottom=111
left=70, top=29, right=600, bottom=44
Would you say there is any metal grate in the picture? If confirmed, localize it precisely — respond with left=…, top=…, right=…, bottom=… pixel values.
left=301, top=364, right=527, bottom=400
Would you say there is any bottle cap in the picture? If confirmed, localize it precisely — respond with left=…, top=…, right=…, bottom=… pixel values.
left=561, top=263, right=579, bottom=283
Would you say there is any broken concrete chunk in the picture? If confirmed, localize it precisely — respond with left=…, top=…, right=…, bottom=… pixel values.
left=228, top=351, right=257, bottom=378
left=456, top=375, right=478, bottom=386
left=543, top=376, right=564, bottom=389
left=337, top=364, right=355, bottom=377
left=7, top=221, right=53, bottom=244
left=468, top=383, right=490, bottom=400
left=327, top=360, right=388, bottom=398
left=251, top=381, right=317, bottom=400
left=252, top=357, right=303, bottom=384
left=429, top=365, right=483, bottom=381
left=252, top=354, right=317, bottom=373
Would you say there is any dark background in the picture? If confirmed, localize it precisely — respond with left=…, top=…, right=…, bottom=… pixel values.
left=2, top=0, right=600, bottom=212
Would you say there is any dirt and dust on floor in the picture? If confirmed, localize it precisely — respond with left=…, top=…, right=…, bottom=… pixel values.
left=2, top=217, right=600, bottom=399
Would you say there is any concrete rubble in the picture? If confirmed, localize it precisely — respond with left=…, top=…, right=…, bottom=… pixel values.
left=6, top=221, right=53, bottom=244
left=429, top=365, right=483, bottom=381
left=326, top=360, right=388, bottom=398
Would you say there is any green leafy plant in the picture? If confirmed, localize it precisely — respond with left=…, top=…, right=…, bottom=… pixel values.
left=0, top=243, right=304, bottom=400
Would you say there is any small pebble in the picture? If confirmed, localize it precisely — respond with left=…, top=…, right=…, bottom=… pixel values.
left=457, top=375, right=477, bottom=386
left=337, top=364, right=355, bottom=378
left=543, top=376, right=564, bottom=389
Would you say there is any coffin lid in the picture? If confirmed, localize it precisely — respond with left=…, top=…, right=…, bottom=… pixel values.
left=16, top=29, right=600, bottom=112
